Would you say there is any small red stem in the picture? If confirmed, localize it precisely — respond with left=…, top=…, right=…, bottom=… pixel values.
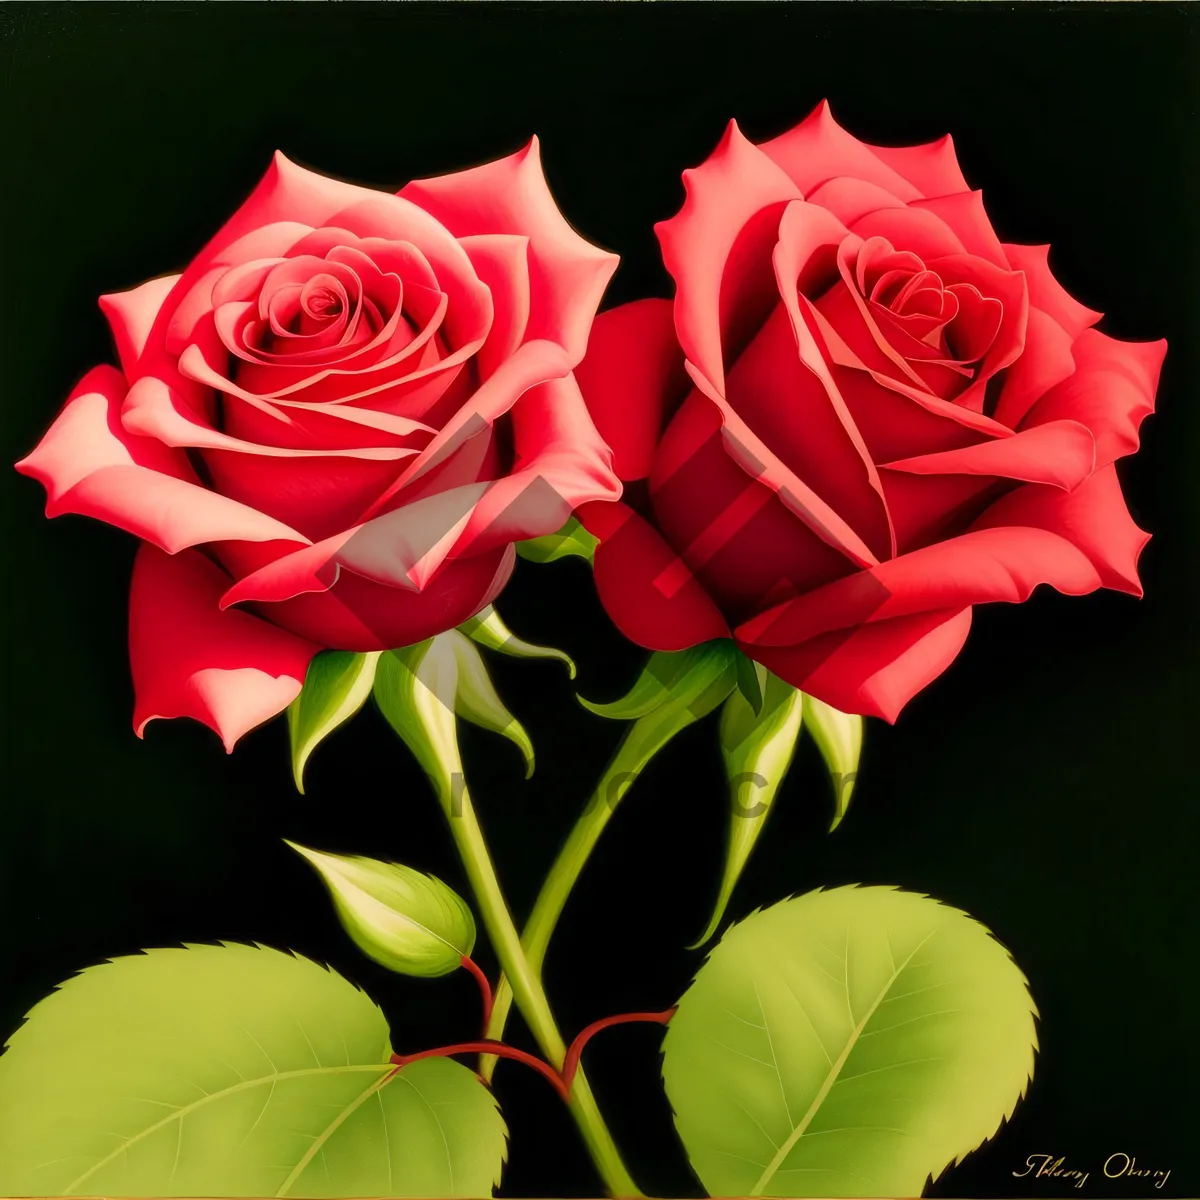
left=390, top=1040, right=569, bottom=1101
left=561, top=1008, right=677, bottom=1091
left=460, top=953, right=494, bottom=1032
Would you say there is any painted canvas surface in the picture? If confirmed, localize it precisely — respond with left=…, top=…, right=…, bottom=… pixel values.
left=0, top=4, right=1194, bottom=1197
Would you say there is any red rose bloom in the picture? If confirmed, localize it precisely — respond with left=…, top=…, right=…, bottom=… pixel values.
left=576, top=102, right=1164, bottom=721
left=18, top=146, right=620, bottom=749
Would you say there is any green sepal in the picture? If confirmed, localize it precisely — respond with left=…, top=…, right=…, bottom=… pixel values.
left=372, top=634, right=534, bottom=812
left=287, top=650, right=381, bottom=794
left=804, top=694, right=864, bottom=830
left=373, top=640, right=459, bottom=811
left=446, top=631, right=535, bottom=778
left=733, top=650, right=765, bottom=715
left=514, top=515, right=598, bottom=564
left=691, top=671, right=804, bottom=948
left=578, top=641, right=737, bottom=721
left=459, top=604, right=576, bottom=679
left=287, top=841, right=476, bottom=977
left=584, top=642, right=739, bottom=813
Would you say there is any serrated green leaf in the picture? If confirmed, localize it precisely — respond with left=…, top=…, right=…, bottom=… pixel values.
left=663, top=885, right=1037, bottom=1198
left=514, top=516, right=598, bottom=564
left=446, top=632, right=535, bottom=778
left=803, top=695, right=864, bottom=830
left=578, top=642, right=736, bottom=720
left=692, top=674, right=803, bottom=948
left=288, top=651, right=381, bottom=794
left=287, top=842, right=476, bottom=977
left=0, top=943, right=507, bottom=1197
left=459, top=605, right=576, bottom=679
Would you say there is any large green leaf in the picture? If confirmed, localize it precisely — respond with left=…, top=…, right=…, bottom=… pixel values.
left=0, top=943, right=506, bottom=1197
left=663, top=886, right=1037, bottom=1197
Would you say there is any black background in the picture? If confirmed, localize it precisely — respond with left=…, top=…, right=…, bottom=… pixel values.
left=1, top=3, right=1197, bottom=1197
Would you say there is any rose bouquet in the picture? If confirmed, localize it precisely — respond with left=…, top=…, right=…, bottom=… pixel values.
left=2, top=102, right=1162, bottom=1199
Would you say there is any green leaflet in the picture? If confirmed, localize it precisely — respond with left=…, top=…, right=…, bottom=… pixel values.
left=287, top=651, right=381, bottom=794
left=804, top=696, right=864, bottom=831
left=0, top=943, right=507, bottom=1197
left=446, top=631, right=535, bottom=778
left=691, top=668, right=804, bottom=947
left=287, top=842, right=476, bottom=978
left=663, top=886, right=1038, bottom=1198
left=460, top=605, right=576, bottom=680
left=514, top=515, right=598, bottom=564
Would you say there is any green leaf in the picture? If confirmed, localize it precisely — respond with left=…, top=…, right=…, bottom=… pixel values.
left=0, top=943, right=507, bottom=1197
left=579, top=642, right=736, bottom=721
left=287, top=842, right=476, bottom=977
left=691, top=673, right=804, bottom=948
left=803, top=696, right=864, bottom=831
left=446, top=632, right=535, bottom=778
left=287, top=651, right=381, bottom=794
left=663, top=886, right=1037, bottom=1198
left=514, top=515, right=598, bottom=564
left=459, top=605, right=576, bottom=679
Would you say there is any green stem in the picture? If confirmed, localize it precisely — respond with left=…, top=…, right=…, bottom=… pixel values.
left=445, top=783, right=640, bottom=1198
left=483, top=782, right=616, bottom=1070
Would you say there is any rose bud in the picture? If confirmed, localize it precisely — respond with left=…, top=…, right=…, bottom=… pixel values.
left=286, top=841, right=475, bottom=978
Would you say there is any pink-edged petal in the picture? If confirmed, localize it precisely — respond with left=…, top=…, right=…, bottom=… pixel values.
left=880, top=418, right=1096, bottom=490
left=124, top=370, right=417, bottom=461
left=358, top=337, right=575, bottom=519
left=458, top=233, right=532, bottom=379
left=578, top=499, right=730, bottom=651
left=759, top=100, right=924, bottom=201
left=990, top=307, right=1078, bottom=431
left=98, top=275, right=182, bottom=376
left=848, top=204, right=968, bottom=262
left=654, top=120, right=802, bottom=396
left=1019, top=329, right=1165, bottom=469
left=738, top=521, right=1116, bottom=650
left=15, top=366, right=309, bottom=552
left=574, top=298, right=689, bottom=481
left=909, top=191, right=1006, bottom=266
left=742, top=606, right=973, bottom=722
left=130, top=544, right=318, bottom=752
left=867, top=133, right=969, bottom=200
left=1002, top=243, right=1102, bottom=339
left=804, top=176, right=911, bottom=228
left=972, top=464, right=1148, bottom=595
left=401, top=138, right=618, bottom=366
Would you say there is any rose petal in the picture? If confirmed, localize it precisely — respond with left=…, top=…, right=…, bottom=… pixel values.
left=910, top=191, right=1007, bottom=266
left=16, top=366, right=308, bottom=552
left=574, top=298, right=689, bottom=481
left=654, top=119, right=802, bottom=396
left=578, top=499, right=730, bottom=650
left=991, top=307, right=1078, bottom=430
left=738, top=522, right=1116, bottom=649
left=130, top=544, right=318, bottom=752
left=741, top=606, right=973, bottom=723
left=98, top=275, right=182, bottom=376
left=1002, top=243, right=1102, bottom=340
left=458, top=233, right=532, bottom=379
left=759, top=100, right=925, bottom=201
left=401, top=137, right=618, bottom=366
left=972, top=463, right=1148, bottom=595
left=1019, top=329, right=1164, bottom=469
